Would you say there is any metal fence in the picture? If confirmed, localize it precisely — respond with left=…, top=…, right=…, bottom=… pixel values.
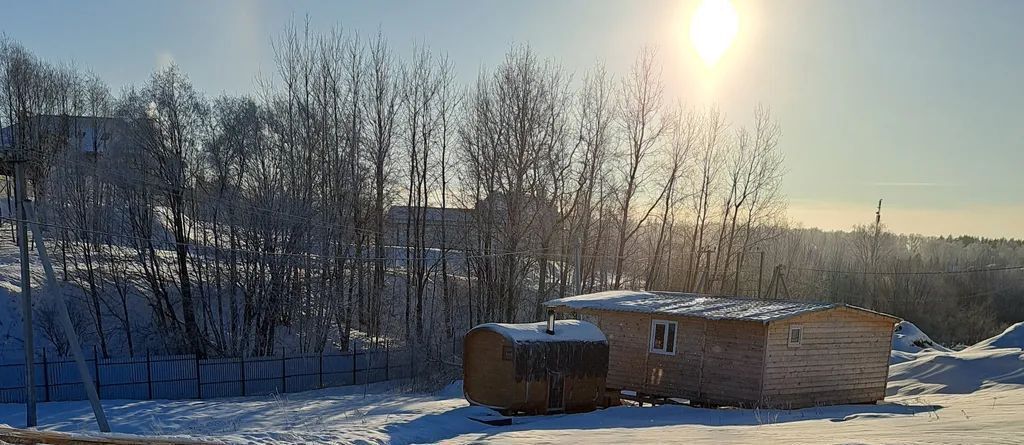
left=0, top=347, right=411, bottom=403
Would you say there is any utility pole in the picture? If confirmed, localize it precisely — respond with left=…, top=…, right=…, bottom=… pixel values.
left=756, top=249, right=765, bottom=298
left=732, top=251, right=746, bottom=297
left=870, top=199, right=883, bottom=269
left=572, top=235, right=582, bottom=296
left=25, top=201, right=110, bottom=432
left=14, top=161, right=36, bottom=427
left=765, top=264, right=789, bottom=300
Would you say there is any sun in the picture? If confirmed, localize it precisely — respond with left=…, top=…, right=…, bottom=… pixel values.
left=690, top=0, right=739, bottom=66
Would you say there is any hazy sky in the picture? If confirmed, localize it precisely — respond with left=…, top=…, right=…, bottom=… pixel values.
left=4, top=0, right=1022, bottom=238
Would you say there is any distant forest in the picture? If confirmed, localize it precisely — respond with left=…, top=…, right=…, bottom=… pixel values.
left=1, top=25, right=1020, bottom=366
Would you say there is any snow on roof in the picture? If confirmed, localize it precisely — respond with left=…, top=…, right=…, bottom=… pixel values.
left=544, top=290, right=882, bottom=322
left=474, top=320, right=606, bottom=344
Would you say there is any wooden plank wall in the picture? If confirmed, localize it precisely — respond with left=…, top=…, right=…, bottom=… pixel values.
left=698, top=319, right=767, bottom=405
left=463, top=330, right=517, bottom=407
left=641, top=317, right=703, bottom=398
left=564, top=309, right=766, bottom=405
left=463, top=328, right=606, bottom=414
left=761, top=307, right=895, bottom=408
left=573, top=310, right=650, bottom=391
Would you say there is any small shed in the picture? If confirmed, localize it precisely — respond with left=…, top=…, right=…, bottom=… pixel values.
left=463, top=319, right=609, bottom=415
left=545, top=290, right=900, bottom=409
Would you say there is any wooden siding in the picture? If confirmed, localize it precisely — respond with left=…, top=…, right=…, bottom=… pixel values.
left=463, top=328, right=607, bottom=414
left=574, top=310, right=649, bottom=391
left=698, top=319, right=767, bottom=406
left=463, top=329, right=517, bottom=408
left=561, top=308, right=767, bottom=406
left=761, top=307, right=896, bottom=408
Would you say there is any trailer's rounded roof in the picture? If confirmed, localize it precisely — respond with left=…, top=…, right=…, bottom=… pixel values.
left=471, top=320, right=607, bottom=344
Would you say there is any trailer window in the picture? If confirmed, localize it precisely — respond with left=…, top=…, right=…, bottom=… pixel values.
left=650, top=320, right=677, bottom=355
left=788, top=325, right=803, bottom=347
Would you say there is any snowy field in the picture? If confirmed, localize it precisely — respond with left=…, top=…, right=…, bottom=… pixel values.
left=2, top=322, right=1023, bottom=444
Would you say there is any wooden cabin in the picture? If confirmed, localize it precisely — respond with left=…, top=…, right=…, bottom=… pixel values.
left=545, top=290, right=900, bottom=409
left=463, top=319, right=609, bottom=415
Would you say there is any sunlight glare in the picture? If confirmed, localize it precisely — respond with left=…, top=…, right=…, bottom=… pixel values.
left=690, top=0, right=739, bottom=66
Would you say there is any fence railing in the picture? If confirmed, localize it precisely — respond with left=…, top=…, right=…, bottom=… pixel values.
left=0, top=347, right=411, bottom=404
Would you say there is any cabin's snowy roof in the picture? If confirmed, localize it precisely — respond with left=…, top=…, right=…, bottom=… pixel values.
left=545, top=290, right=895, bottom=323
left=474, top=320, right=607, bottom=343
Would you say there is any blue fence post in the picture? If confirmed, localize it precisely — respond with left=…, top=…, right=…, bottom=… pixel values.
left=318, top=351, right=324, bottom=389
left=239, top=355, right=246, bottom=397
left=146, top=350, right=152, bottom=400
left=195, top=354, right=203, bottom=399
left=280, top=349, right=287, bottom=393
left=41, top=349, right=50, bottom=402
left=93, top=346, right=101, bottom=398
left=351, top=349, right=358, bottom=385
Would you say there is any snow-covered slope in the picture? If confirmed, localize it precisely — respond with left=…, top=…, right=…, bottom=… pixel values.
left=888, top=321, right=1024, bottom=396
left=966, top=322, right=1024, bottom=351
left=891, top=320, right=950, bottom=353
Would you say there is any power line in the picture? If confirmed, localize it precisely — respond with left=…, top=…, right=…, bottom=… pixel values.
left=790, top=265, right=1024, bottom=276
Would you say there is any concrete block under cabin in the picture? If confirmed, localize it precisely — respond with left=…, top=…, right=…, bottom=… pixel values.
left=545, top=290, right=901, bottom=409
left=463, top=319, right=609, bottom=415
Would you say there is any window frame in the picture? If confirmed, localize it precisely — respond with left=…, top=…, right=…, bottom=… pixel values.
left=649, top=319, right=678, bottom=355
left=788, top=324, right=803, bottom=347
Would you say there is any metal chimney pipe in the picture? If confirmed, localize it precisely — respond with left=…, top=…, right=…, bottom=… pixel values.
left=546, top=310, right=555, bottom=335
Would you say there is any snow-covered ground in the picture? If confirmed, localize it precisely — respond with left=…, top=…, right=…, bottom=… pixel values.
left=2, top=322, right=1023, bottom=444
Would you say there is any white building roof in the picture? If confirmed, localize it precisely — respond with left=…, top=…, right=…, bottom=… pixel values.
left=545, top=290, right=897, bottom=323
left=473, top=320, right=607, bottom=343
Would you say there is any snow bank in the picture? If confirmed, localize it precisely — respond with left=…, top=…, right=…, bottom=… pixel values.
left=967, top=322, right=1024, bottom=351
left=888, top=348, right=1024, bottom=396
left=438, top=380, right=464, bottom=399
left=474, top=320, right=606, bottom=343
left=888, top=321, right=1024, bottom=396
left=891, top=321, right=950, bottom=353
left=888, top=350, right=918, bottom=365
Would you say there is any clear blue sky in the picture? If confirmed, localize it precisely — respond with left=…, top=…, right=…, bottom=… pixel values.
left=4, top=0, right=1022, bottom=237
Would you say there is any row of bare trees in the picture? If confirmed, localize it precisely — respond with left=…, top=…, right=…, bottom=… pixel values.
left=3, top=28, right=1016, bottom=363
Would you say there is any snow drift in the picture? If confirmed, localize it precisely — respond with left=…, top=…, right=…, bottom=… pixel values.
left=888, top=321, right=1024, bottom=396
left=966, top=322, right=1024, bottom=351
left=891, top=320, right=950, bottom=353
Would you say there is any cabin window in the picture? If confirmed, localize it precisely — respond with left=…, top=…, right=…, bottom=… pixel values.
left=650, top=320, right=677, bottom=355
left=501, top=344, right=513, bottom=361
left=788, top=324, right=803, bottom=347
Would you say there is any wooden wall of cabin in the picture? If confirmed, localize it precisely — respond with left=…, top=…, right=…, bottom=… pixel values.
left=569, top=309, right=651, bottom=392
left=761, top=308, right=895, bottom=408
left=463, top=329, right=518, bottom=408
left=698, top=319, right=768, bottom=406
left=464, top=329, right=607, bottom=414
left=565, top=309, right=767, bottom=406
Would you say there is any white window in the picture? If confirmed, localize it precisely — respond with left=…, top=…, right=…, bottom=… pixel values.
left=650, top=320, right=677, bottom=355
left=788, top=324, right=803, bottom=347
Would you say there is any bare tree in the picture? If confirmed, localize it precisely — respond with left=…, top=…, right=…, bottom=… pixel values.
left=612, top=48, right=670, bottom=289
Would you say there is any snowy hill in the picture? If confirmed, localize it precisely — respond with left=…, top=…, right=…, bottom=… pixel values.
left=888, top=321, right=1024, bottom=396
left=891, top=320, right=950, bottom=353
left=966, top=322, right=1024, bottom=351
